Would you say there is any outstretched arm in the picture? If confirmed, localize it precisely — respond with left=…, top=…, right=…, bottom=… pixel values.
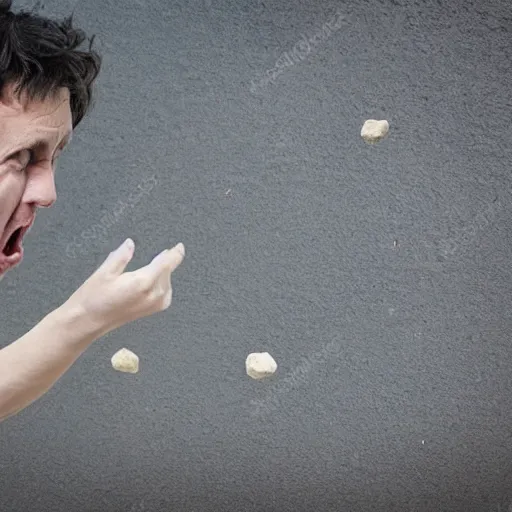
left=0, top=239, right=185, bottom=422
left=0, top=303, right=101, bottom=421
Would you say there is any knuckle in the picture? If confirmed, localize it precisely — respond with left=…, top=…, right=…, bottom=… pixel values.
left=134, top=273, right=153, bottom=293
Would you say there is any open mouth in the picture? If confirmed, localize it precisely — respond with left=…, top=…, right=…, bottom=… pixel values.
left=2, top=227, right=23, bottom=256
left=0, top=217, right=33, bottom=274
left=0, top=216, right=33, bottom=274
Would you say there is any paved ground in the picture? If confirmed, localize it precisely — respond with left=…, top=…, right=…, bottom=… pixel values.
left=1, top=0, right=512, bottom=510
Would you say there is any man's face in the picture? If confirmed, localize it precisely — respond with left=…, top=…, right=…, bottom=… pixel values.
left=0, top=84, right=72, bottom=277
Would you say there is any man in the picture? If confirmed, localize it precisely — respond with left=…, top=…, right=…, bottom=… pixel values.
left=0, top=1, right=185, bottom=422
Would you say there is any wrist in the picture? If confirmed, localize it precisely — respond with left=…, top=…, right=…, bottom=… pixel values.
left=50, top=301, right=108, bottom=345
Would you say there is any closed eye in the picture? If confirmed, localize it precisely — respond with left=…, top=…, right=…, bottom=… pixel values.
left=22, top=150, right=38, bottom=171
left=27, top=149, right=37, bottom=164
left=12, top=149, right=34, bottom=172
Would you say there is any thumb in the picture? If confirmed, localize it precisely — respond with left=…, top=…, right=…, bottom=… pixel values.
left=99, top=238, right=135, bottom=275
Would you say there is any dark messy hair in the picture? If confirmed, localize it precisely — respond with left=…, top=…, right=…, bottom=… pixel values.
left=0, top=0, right=101, bottom=127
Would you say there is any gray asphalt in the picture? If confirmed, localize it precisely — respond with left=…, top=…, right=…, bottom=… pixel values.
left=1, top=0, right=512, bottom=510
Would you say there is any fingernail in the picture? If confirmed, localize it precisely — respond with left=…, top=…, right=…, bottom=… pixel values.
left=173, top=242, right=185, bottom=257
left=125, top=238, right=134, bottom=250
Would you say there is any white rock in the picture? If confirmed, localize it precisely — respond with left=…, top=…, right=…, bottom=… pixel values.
left=111, top=348, right=139, bottom=374
left=246, top=352, right=277, bottom=380
left=361, top=119, right=389, bottom=143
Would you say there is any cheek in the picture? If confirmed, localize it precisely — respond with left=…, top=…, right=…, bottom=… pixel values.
left=0, top=171, right=26, bottom=205
left=0, top=172, right=27, bottom=223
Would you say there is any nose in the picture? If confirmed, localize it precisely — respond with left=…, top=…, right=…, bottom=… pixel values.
left=23, top=165, right=57, bottom=208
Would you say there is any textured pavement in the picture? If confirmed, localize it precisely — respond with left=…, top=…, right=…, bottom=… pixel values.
left=1, top=0, right=512, bottom=510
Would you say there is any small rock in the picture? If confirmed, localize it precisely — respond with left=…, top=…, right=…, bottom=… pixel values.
left=111, top=348, right=139, bottom=374
left=361, top=119, right=389, bottom=143
left=246, top=352, right=277, bottom=380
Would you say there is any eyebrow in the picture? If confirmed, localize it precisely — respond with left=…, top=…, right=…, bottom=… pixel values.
left=56, top=132, right=72, bottom=150
left=35, top=131, right=73, bottom=151
left=14, top=131, right=73, bottom=155
left=2, top=131, right=73, bottom=162
left=61, top=131, right=72, bottom=144
left=63, top=131, right=73, bottom=145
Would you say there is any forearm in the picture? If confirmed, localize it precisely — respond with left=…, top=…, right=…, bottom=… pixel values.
left=0, top=303, right=103, bottom=422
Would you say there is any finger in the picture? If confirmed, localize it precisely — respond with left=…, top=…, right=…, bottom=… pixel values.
left=135, top=243, right=185, bottom=281
left=150, top=243, right=185, bottom=273
left=164, top=243, right=185, bottom=273
left=98, top=238, right=135, bottom=276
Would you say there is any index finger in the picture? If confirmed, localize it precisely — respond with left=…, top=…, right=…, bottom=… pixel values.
left=129, top=242, right=185, bottom=283
left=164, top=243, right=185, bottom=272
left=144, top=242, right=185, bottom=275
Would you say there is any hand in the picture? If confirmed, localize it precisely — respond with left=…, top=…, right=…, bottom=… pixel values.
left=64, top=238, right=185, bottom=336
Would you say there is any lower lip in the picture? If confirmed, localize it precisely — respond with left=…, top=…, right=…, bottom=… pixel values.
left=0, top=246, right=24, bottom=274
